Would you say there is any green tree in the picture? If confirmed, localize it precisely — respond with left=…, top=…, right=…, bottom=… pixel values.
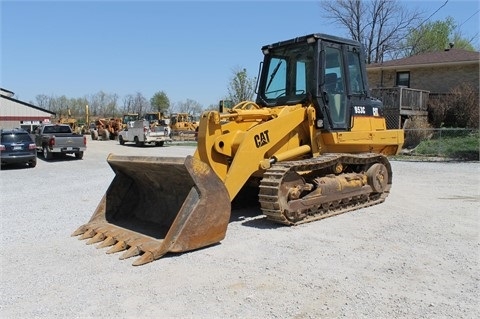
left=150, top=91, right=170, bottom=114
left=404, top=17, right=475, bottom=56
left=227, top=67, right=256, bottom=104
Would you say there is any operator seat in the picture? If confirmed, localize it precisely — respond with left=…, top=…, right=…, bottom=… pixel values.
left=325, top=73, right=342, bottom=123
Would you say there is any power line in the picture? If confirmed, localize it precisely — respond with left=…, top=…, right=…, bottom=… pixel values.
left=417, top=0, right=449, bottom=28
left=406, top=0, right=449, bottom=56
left=457, top=9, right=480, bottom=29
left=468, top=32, right=479, bottom=43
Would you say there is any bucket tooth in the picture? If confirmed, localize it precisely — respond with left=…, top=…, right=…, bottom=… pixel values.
left=106, top=241, right=128, bottom=254
left=120, top=246, right=141, bottom=260
left=132, top=251, right=154, bottom=266
left=86, top=232, right=106, bottom=245
left=79, top=229, right=96, bottom=240
left=71, top=225, right=88, bottom=237
left=96, top=236, right=116, bottom=249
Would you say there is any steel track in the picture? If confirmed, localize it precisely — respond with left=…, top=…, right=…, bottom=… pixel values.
left=258, top=153, right=392, bottom=225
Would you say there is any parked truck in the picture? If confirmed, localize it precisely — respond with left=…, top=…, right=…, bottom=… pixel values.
left=118, top=119, right=171, bottom=146
left=35, top=123, right=87, bottom=160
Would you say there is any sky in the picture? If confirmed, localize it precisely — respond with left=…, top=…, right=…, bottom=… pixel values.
left=1, top=0, right=479, bottom=109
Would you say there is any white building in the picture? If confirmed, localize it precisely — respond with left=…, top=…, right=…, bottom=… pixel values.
left=0, top=88, right=56, bottom=132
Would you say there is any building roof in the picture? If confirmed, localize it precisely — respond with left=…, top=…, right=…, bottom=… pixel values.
left=1, top=87, right=56, bottom=116
left=0, top=88, right=15, bottom=97
left=367, top=49, right=480, bottom=70
left=1, top=94, right=56, bottom=116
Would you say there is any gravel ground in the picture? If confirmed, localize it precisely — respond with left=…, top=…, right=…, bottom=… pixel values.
left=1, top=139, right=479, bottom=319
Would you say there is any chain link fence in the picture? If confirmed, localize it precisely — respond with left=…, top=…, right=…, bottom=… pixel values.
left=382, top=108, right=401, bottom=129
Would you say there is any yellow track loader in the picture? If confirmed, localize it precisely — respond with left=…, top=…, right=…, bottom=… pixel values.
left=73, top=33, right=404, bottom=266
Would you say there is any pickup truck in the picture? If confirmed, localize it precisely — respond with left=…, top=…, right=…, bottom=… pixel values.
left=118, top=119, right=171, bottom=146
left=35, top=123, right=86, bottom=159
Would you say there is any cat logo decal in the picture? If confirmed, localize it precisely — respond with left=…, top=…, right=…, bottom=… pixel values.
left=254, top=130, right=270, bottom=148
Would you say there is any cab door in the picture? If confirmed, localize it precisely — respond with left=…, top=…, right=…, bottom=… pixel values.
left=322, top=44, right=348, bottom=130
left=345, top=46, right=378, bottom=123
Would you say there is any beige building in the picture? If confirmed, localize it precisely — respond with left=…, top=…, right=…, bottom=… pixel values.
left=0, top=88, right=56, bottom=132
left=366, top=48, right=479, bottom=94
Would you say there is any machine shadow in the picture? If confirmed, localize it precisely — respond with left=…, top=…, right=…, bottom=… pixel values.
left=229, top=185, right=284, bottom=230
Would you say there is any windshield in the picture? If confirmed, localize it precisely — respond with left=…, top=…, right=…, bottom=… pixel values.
left=258, top=43, right=314, bottom=106
left=1, top=133, right=33, bottom=143
left=123, top=115, right=138, bottom=123
left=145, top=114, right=159, bottom=122
left=43, top=125, right=71, bottom=134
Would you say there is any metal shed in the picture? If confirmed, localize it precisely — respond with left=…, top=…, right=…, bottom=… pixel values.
left=0, top=88, right=56, bottom=132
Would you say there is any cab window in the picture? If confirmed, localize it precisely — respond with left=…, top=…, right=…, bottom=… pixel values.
left=347, top=51, right=365, bottom=94
left=261, top=44, right=314, bottom=105
left=324, top=46, right=346, bottom=126
left=264, top=57, right=287, bottom=99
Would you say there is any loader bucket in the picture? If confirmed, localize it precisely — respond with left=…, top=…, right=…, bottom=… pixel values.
left=72, top=154, right=231, bottom=266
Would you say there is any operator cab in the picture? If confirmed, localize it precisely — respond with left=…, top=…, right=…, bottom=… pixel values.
left=256, top=33, right=379, bottom=131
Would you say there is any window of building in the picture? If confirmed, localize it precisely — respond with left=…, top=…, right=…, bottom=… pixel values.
left=396, top=71, right=410, bottom=87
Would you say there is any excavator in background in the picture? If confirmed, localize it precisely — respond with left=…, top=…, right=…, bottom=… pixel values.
left=73, top=33, right=404, bottom=266
left=218, top=100, right=234, bottom=113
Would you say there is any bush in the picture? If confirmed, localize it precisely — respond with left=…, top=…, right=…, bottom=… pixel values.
left=403, top=116, right=432, bottom=148
left=428, top=96, right=448, bottom=128
left=428, top=83, right=479, bottom=128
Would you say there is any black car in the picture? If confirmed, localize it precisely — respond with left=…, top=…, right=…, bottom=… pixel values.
left=0, top=128, right=37, bottom=168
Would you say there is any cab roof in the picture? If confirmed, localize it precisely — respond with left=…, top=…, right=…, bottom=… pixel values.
left=261, top=33, right=360, bottom=51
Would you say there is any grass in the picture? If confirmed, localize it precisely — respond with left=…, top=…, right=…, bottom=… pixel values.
left=412, top=131, right=479, bottom=161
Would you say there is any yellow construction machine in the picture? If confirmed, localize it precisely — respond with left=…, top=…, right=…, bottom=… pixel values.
left=169, top=113, right=198, bottom=131
left=168, top=112, right=198, bottom=140
left=121, top=113, right=140, bottom=128
left=59, top=117, right=80, bottom=134
left=218, top=99, right=234, bottom=113
left=73, top=33, right=404, bottom=266
left=144, top=112, right=167, bottom=126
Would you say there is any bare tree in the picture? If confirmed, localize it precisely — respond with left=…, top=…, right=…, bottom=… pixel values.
left=104, top=93, right=119, bottom=118
left=89, top=91, right=104, bottom=117
left=87, top=91, right=121, bottom=117
left=320, top=0, right=423, bottom=63
left=35, top=94, right=50, bottom=109
left=69, top=97, right=90, bottom=121
left=44, top=95, right=69, bottom=118
left=119, top=93, right=149, bottom=115
left=174, top=99, right=203, bottom=118
left=132, top=92, right=150, bottom=116
left=121, top=94, right=135, bottom=114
